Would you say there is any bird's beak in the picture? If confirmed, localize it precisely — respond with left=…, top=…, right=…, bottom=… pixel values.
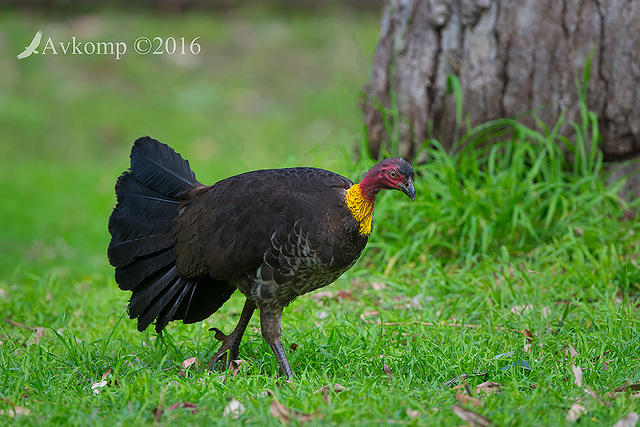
left=400, top=178, right=415, bottom=201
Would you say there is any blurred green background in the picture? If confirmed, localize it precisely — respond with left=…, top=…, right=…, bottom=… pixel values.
left=0, top=6, right=380, bottom=277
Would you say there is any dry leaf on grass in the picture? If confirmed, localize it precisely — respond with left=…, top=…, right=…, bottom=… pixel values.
left=0, top=406, right=31, bottom=417
left=564, top=344, right=579, bottom=358
left=476, top=382, right=502, bottom=395
left=565, top=403, right=586, bottom=422
left=181, top=357, right=197, bottom=369
left=91, top=380, right=108, bottom=395
left=167, top=402, right=198, bottom=414
left=571, top=365, right=583, bottom=388
left=269, top=393, right=320, bottom=423
left=335, top=290, right=354, bottom=301
left=371, top=282, right=387, bottom=290
left=584, top=386, right=606, bottom=406
left=289, top=343, right=298, bottom=352
left=406, top=408, right=420, bottom=419
left=450, top=403, right=492, bottom=426
left=28, top=327, right=45, bottom=345
left=223, top=399, right=245, bottom=419
left=383, top=364, right=393, bottom=379
left=101, top=368, right=111, bottom=381
left=522, top=329, right=534, bottom=353
left=608, top=383, right=640, bottom=397
left=444, top=372, right=487, bottom=387
left=311, top=291, right=334, bottom=301
left=230, top=359, right=244, bottom=377
left=511, top=304, right=533, bottom=315
left=314, top=384, right=347, bottom=394
left=456, top=390, right=482, bottom=407
left=613, top=412, right=639, bottom=427
left=360, top=310, right=379, bottom=321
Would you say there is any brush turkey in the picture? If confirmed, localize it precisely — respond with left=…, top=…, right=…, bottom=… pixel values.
left=108, top=137, right=415, bottom=377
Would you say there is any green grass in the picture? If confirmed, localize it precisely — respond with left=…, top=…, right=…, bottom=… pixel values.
left=2, top=7, right=640, bottom=426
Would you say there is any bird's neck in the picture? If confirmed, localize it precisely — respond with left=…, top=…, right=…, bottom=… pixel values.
left=345, top=183, right=374, bottom=235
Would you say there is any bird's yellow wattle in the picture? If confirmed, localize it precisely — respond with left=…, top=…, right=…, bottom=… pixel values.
left=345, top=183, right=373, bottom=235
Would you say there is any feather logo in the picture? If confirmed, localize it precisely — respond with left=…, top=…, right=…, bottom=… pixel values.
left=17, top=31, right=42, bottom=59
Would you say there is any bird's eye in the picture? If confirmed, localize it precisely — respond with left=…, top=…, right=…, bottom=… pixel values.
left=389, top=170, right=397, bottom=178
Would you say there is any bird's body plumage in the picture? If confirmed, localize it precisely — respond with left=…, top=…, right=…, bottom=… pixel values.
left=174, top=167, right=368, bottom=311
left=108, top=136, right=414, bottom=377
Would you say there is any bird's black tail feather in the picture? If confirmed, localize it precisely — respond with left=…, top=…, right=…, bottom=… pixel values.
left=108, top=136, right=205, bottom=332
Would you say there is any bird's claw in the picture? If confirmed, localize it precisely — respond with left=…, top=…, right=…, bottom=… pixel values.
left=206, top=327, right=233, bottom=371
left=209, top=327, right=228, bottom=342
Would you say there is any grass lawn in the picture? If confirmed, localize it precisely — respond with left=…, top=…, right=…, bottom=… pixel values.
left=1, top=6, right=640, bottom=426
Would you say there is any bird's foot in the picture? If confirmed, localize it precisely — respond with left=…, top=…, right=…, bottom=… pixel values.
left=206, top=327, right=239, bottom=371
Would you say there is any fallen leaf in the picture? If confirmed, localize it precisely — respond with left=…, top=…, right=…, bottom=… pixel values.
left=335, top=290, right=354, bottom=301
left=182, top=357, right=197, bottom=369
left=28, top=328, right=45, bottom=345
left=476, top=382, right=502, bottom=395
left=91, top=380, right=108, bottom=395
left=565, top=344, right=579, bottom=358
left=521, top=329, right=534, bottom=342
left=371, top=282, right=387, bottom=290
left=444, top=372, right=488, bottom=387
left=383, top=364, right=393, bottom=379
left=608, top=383, right=640, bottom=397
left=290, top=343, right=298, bottom=352
left=230, top=359, right=244, bottom=377
left=311, top=291, right=334, bottom=301
left=406, top=408, right=420, bottom=419
left=571, top=365, right=583, bottom=388
left=456, top=390, right=482, bottom=407
left=565, top=403, right=586, bottom=422
left=167, top=402, right=198, bottom=414
left=360, top=310, right=379, bottom=320
left=0, top=406, right=31, bottom=417
left=314, top=384, right=347, bottom=394
left=223, top=399, right=245, bottom=419
left=511, top=304, right=533, bottom=315
left=613, top=413, right=639, bottom=427
left=316, top=311, right=328, bottom=320
left=450, top=403, right=492, bottom=426
left=101, top=368, right=112, bottom=381
left=269, top=393, right=320, bottom=423
left=584, top=386, right=605, bottom=406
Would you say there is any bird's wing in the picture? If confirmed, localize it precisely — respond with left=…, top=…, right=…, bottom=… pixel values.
left=174, top=168, right=353, bottom=280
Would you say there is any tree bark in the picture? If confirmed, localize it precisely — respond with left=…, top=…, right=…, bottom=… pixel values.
left=362, top=0, right=640, bottom=198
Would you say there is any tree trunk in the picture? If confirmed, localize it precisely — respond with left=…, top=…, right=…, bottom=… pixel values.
left=362, top=0, right=640, bottom=199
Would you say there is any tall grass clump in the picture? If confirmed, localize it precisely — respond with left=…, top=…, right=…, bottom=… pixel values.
left=356, top=76, right=634, bottom=267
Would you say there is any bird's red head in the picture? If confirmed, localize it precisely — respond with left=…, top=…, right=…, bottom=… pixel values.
left=359, top=157, right=415, bottom=202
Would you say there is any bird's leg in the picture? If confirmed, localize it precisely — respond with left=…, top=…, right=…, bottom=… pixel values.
left=207, top=298, right=256, bottom=370
left=260, top=308, right=293, bottom=379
